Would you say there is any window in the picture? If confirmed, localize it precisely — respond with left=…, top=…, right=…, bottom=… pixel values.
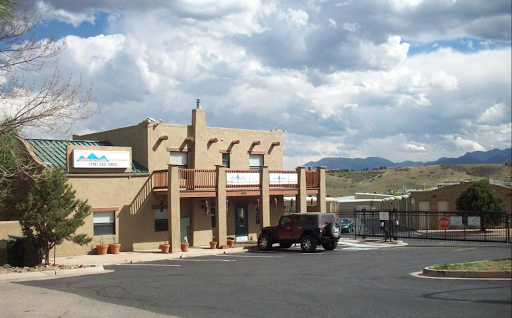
left=170, top=152, right=188, bottom=168
left=93, top=211, right=115, bottom=236
left=293, top=216, right=304, bottom=226
left=154, top=209, right=168, bottom=232
left=222, top=153, right=230, bottom=168
left=211, top=207, right=216, bottom=228
left=280, top=216, right=290, bottom=226
left=249, top=154, right=263, bottom=170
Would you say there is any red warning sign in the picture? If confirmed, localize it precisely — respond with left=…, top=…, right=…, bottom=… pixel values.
left=439, top=217, right=450, bottom=229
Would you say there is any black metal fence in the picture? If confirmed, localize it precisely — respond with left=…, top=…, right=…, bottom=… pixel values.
left=334, top=211, right=511, bottom=244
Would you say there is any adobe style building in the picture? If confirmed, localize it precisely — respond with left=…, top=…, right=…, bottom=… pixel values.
left=409, top=182, right=511, bottom=214
left=0, top=101, right=327, bottom=256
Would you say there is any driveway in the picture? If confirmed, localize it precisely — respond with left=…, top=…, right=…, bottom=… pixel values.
left=1, top=243, right=510, bottom=318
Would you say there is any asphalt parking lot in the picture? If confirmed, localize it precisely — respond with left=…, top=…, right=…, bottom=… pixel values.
left=1, top=241, right=510, bottom=318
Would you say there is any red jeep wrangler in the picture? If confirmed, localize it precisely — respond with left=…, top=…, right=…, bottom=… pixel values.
left=257, top=212, right=341, bottom=253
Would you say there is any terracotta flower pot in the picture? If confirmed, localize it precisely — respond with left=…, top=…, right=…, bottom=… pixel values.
left=227, top=239, right=235, bottom=248
left=160, top=244, right=170, bottom=253
left=181, top=243, right=189, bottom=252
left=209, top=241, right=217, bottom=249
left=108, top=243, right=121, bottom=254
left=96, top=244, right=108, bottom=255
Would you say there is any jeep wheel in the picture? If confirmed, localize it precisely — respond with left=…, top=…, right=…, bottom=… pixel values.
left=300, top=235, right=317, bottom=253
left=322, top=241, right=338, bottom=251
left=326, top=222, right=341, bottom=239
left=258, top=233, right=273, bottom=251
left=279, top=242, right=293, bottom=248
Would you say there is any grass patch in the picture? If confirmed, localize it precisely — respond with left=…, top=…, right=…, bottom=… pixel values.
left=430, top=259, right=511, bottom=271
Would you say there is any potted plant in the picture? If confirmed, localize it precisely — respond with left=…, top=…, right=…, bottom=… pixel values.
left=227, top=237, right=235, bottom=248
left=108, top=236, right=121, bottom=254
left=181, top=238, right=189, bottom=252
left=160, top=239, right=170, bottom=253
left=209, top=237, right=217, bottom=249
left=96, top=237, right=108, bottom=255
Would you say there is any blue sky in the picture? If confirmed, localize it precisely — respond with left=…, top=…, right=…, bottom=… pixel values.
left=11, top=0, right=512, bottom=168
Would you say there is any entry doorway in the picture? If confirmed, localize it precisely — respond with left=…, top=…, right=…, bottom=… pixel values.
left=234, top=204, right=248, bottom=241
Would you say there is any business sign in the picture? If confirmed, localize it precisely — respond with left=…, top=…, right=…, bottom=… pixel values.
left=379, top=212, right=389, bottom=221
left=227, top=172, right=260, bottom=185
left=450, top=216, right=463, bottom=226
left=73, top=150, right=130, bottom=168
left=269, top=173, right=298, bottom=185
left=468, top=216, right=481, bottom=227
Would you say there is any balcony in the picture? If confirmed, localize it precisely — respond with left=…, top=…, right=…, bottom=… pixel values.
left=152, top=169, right=320, bottom=195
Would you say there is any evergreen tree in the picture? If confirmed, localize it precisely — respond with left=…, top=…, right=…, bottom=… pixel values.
left=455, top=179, right=506, bottom=231
left=17, top=167, right=92, bottom=265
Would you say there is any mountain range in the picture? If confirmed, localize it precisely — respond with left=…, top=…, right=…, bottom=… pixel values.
left=304, top=148, right=511, bottom=171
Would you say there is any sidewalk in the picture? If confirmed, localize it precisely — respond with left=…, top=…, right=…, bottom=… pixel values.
left=0, top=239, right=406, bottom=282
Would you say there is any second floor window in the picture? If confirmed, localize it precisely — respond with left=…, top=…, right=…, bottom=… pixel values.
left=222, top=153, right=230, bottom=168
left=249, top=154, right=263, bottom=170
left=170, top=151, right=188, bottom=168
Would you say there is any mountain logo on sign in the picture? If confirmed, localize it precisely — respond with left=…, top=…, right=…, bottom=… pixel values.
left=77, top=153, right=109, bottom=162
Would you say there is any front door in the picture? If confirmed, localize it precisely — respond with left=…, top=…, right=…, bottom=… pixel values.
left=235, top=204, right=249, bottom=241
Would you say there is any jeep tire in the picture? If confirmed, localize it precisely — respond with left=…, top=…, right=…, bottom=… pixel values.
left=258, top=233, right=273, bottom=251
left=322, top=241, right=338, bottom=251
left=325, top=221, right=341, bottom=239
left=300, top=235, right=317, bottom=253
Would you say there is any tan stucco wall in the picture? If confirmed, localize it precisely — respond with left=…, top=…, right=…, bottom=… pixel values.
left=75, top=108, right=283, bottom=172
left=0, top=221, right=22, bottom=240
left=73, top=122, right=149, bottom=170
left=60, top=174, right=165, bottom=256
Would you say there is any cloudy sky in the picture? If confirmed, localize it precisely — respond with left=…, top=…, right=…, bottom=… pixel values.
left=15, top=0, right=511, bottom=168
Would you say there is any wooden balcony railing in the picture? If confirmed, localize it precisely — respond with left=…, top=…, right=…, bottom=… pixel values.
left=306, top=170, right=319, bottom=188
left=152, top=169, right=320, bottom=190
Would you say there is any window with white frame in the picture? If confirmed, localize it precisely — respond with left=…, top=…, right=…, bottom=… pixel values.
left=93, top=211, right=115, bottom=236
left=249, top=154, right=263, bottom=170
left=170, top=151, right=188, bottom=168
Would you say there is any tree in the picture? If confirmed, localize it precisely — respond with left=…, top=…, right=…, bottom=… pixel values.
left=455, top=179, right=506, bottom=231
left=16, top=167, right=92, bottom=265
left=0, top=3, right=99, bottom=215
left=0, top=0, right=16, bottom=21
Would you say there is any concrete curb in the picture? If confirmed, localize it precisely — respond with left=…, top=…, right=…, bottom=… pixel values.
left=0, top=266, right=107, bottom=282
left=421, top=267, right=512, bottom=279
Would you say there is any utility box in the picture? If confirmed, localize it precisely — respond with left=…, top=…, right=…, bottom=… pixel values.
left=6, top=235, right=42, bottom=267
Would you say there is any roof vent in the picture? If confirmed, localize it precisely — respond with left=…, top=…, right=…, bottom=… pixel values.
left=196, top=99, right=201, bottom=109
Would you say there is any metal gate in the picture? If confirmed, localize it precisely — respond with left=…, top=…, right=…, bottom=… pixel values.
left=334, top=211, right=511, bottom=244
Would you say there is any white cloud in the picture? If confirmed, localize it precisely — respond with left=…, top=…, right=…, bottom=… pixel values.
left=430, top=70, right=458, bottom=91
left=447, top=136, right=486, bottom=152
left=478, top=102, right=509, bottom=125
left=342, top=22, right=360, bottom=32
left=36, top=1, right=95, bottom=27
left=8, top=0, right=511, bottom=168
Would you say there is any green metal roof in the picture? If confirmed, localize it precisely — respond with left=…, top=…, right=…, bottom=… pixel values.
left=25, top=139, right=149, bottom=174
